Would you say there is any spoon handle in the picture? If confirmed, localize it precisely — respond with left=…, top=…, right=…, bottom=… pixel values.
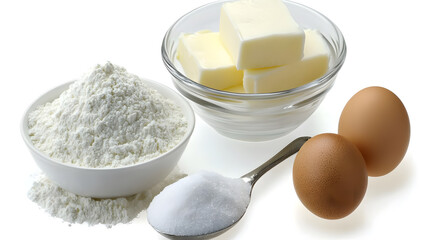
left=241, top=136, right=311, bottom=186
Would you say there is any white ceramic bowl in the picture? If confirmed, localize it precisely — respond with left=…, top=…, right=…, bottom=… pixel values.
left=21, top=79, right=195, bottom=198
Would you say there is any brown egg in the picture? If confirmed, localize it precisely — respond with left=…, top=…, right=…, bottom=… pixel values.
left=338, top=87, right=410, bottom=177
left=293, top=133, right=368, bottom=219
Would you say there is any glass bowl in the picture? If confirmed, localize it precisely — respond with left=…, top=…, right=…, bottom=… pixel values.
left=162, top=0, right=346, bottom=141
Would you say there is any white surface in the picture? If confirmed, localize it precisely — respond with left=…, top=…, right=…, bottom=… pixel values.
left=0, top=0, right=427, bottom=239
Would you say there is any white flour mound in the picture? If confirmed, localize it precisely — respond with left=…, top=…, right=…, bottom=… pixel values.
left=28, top=169, right=187, bottom=227
left=28, top=62, right=187, bottom=168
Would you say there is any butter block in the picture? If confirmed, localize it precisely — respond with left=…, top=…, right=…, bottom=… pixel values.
left=243, top=29, right=330, bottom=93
left=220, top=0, right=305, bottom=70
left=224, top=85, right=246, bottom=93
left=177, top=31, right=243, bottom=90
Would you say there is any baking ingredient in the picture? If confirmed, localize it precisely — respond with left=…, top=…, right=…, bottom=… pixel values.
left=177, top=31, right=243, bottom=90
left=28, top=169, right=186, bottom=227
left=220, top=0, right=304, bottom=69
left=224, top=84, right=246, bottom=93
left=243, top=29, right=330, bottom=93
left=338, top=86, right=410, bottom=176
left=147, top=171, right=251, bottom=236
left=176, top=0, right=333, bottom=93
left=28, top=62, right=187, bottom=168
left=293, top=133, right=368, bottom=219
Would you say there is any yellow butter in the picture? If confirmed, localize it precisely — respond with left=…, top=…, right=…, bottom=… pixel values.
left=224, top=85, right=246, bottom=93
left=220, top=0, right=304, bottom=70
left=243, top=29, right=330, bottom=93
left=177, top=31, right=243, bottom=90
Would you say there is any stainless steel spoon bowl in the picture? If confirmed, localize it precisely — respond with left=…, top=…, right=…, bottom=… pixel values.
left=150, top=136, right=310, bottom=239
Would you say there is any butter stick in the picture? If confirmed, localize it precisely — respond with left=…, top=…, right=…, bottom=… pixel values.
left=177, top=31, right=243, bottom=90
left=220, top=0, right=305, bottom=70
left=243, top=29, right=330, bottom=93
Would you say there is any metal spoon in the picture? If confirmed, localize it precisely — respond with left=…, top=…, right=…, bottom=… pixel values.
left=150, top=136, right=311, bottom=240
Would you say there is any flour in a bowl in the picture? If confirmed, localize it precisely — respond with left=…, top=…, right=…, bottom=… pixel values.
left=28, top=62, right=187, bottom=168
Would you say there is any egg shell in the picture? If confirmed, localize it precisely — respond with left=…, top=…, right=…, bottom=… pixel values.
left=293, top=133, right=368, bottom=219
left=338, top=86, right=410, bottom=177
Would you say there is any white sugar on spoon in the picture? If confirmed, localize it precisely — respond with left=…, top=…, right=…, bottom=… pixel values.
left=147, top=171, right=251, bottom=236
left=147, top=137, right=310, bottom=239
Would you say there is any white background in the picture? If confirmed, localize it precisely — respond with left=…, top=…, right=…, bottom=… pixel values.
left=1, top=0, right=428, bottom=239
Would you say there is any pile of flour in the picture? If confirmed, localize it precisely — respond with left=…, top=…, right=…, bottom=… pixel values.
left=28, top=169, right=186, bottom=227
left=28, top=62, right=187, bottom=168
